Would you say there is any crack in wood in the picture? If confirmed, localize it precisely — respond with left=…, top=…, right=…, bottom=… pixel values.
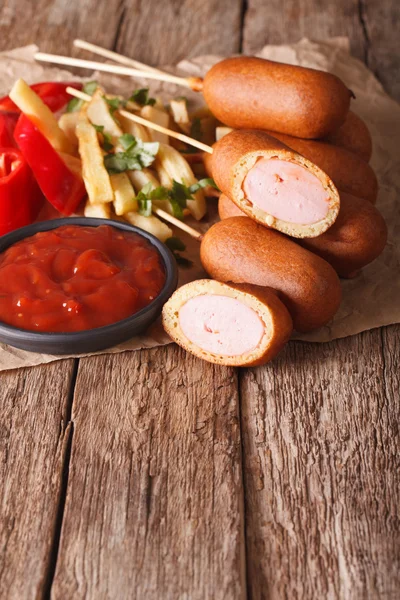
left=112, top=0, right=127, bottom=52
left=357, top=0, right=371, bottom=65
left=43, top=359, right=79, bottom=599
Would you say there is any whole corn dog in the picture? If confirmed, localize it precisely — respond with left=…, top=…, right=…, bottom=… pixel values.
left=262, top=131, right=378, bottom=203
left=211, top=129, right=340, bottom=239
left=218, top=192, right=387, bottom=278
left=202, top=57, right=353, bottom=139
left=200, top=217, right=342, bottom=332
left=323, top=111, right=372, bottom=162
left=162, top=280, right=293, bottom=367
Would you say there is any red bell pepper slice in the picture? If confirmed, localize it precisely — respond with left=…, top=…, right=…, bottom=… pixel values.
left=14, top=114, right=86, bottom=216
left=0, top=111, right=19, bottom=147
left=0, top=148, right=44, bottom=236
left=0, top=81, right=83, bottom=114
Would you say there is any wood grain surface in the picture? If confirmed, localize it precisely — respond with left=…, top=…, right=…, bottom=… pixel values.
left=243, top=0, right=400, bottom=100
left=51, top=349, right=245, bottom=600
left=0, top=360, right=76, bottom=600
left=0, top=0, right=398, bottom=598
left=240, top=328, right=400, bottom=599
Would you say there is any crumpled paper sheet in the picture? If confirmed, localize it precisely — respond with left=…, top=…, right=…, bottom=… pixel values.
left=0, top=38, right=399, bottom=370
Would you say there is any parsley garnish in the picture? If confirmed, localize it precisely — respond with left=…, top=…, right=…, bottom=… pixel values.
left=92, top=124, right=114, bottom=152
left=104, top=134, right=159, bottom=174
left=105, top=97, right=126, bottom=114
left=132, top=178, right=218, bottom=220
left=188, top=178, right=218, bottom=194
left=129, top=88, right=156, bottom=107
left=165, top=237, right=186, bottom=251
left=66, top=81, right=98, bottom=113
left=165, top=237, right=193, bottom=268
left=136, top=183, right=154, bottom=216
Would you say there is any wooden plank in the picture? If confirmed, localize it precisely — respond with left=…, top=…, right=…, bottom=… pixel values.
left=0, top=360, right=76, bottom=600
left=51, top=348, right=246, bottom=599
left=0, top=0, right=124, bottom=54
left=241, top=3, right=399, bottom=596
left=240, top=327, right=400, bottom=599
left=242, top=0, right=367, bottom=61
left=242, top=0, right=400, bottom=100
left=115, top=0, right=243, bottom=66
left=49, top=3, right=245, bottom=597
left=362, top=0, right=400, bottom=100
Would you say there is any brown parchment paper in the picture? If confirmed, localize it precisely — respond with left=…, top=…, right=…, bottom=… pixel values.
left=0, top=38, right=399, bottom=371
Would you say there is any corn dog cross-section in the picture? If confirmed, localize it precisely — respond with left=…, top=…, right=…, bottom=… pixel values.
left=162, top=280, right=293, bottom=367
left=211, top=129, right=340, bottom=238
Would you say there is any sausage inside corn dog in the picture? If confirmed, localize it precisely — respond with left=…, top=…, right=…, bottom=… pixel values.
left=211, top=130, right=340, bottom=239
left=200, top=217, right=342, bottom=332
left=162, top=279, right=293, bottom=367
left=218, top=192, right=387, bottom=278
left=202, top=56, right=353, bottom=139
left=262, top=131, right=378, bottom=203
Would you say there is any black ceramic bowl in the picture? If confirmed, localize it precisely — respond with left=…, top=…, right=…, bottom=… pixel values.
left=0, top=218, right=178, bottom=355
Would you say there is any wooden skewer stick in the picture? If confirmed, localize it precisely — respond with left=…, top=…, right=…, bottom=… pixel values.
left=73, top=39, right=166, bottom=76
left=66, top=87, right=213, bottom=154
left=35, top=52, right=204, bottom=91
left=153, top=208, right=204, bottom=241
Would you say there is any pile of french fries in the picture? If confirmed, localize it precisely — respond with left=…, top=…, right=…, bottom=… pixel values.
left=10, top=79, right=219, bottom=243
left=64, top=89, right=217, bottom=241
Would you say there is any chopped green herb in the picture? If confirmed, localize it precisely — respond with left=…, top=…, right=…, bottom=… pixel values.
left=131, top=178, right=217, bottom=220
left=174, top=255, right=193, bottom=268
left=136, top=183, right=153, bottom=216
left=129, top=88, right=156, bottom=107
left=104, top=135, right=159, bottom=174
left=188, top=178, right=219, bottom=194
left=171, top=180, right=192, bottom=204
left=138, top=197, right=152, bottom=217
left=118, top=133, right=136, bottom=151
left=105, top=96, right=126, bottom=113
left=92, top=124, right=114, bottom=152
left=165, top=237, right=186, bottom=252
left=66, top=80, right=98, bottom=113
left=165, top=237, right=192, bottom=268
left=84, top=81, right=99, bottom=96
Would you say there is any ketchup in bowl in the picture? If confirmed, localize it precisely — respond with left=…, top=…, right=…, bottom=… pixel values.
left=0, top=224, right=166, bottom=332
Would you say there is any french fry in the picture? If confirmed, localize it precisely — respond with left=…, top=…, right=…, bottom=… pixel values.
left=58, top=112, right=80, bottom=148
left=9, top=78, right=74, bottom=154
left=124, top=212, right=173, bottom=242
left=128, top=168, right=160, bottom=191
left=111, top=172, right=138, bottom=215
left=86, top=90, right=123, bottom=145
left=83, top=200, right=111, bottom=219
left=155, top=143, right=207, bottom=220
left=76, top=112, right=114, bottom=204
left=118, top=114, right=151, bottom=142
left=216, top=126, right=234, bottom=141
left=140, top=105, right=169, bottom=144
left=169, top=98, right=191, bottom=134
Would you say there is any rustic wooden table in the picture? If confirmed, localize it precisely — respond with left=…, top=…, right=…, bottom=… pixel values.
left=0, top=1, right=399, bottom=598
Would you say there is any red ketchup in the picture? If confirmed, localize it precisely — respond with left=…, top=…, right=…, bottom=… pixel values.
left=0, top=225, right=166, bottom=332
